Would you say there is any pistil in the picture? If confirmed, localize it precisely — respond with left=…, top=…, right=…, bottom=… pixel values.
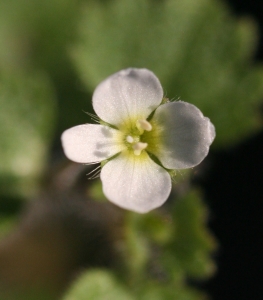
left=126, top=135, right=134, bottom=143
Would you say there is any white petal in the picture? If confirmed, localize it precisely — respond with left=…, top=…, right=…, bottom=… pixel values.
left=61, top=124, right=125, bottom=163
left=150, top=101, right=215, bottom=169
left=92, top=68, right=163, bottom=128
left=100, top=151, right=171, bottom=213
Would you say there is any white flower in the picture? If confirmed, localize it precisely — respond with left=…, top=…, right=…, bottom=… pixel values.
left=61, top=68, right=215, bottom=213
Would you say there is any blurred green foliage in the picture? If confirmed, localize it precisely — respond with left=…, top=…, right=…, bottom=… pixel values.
left=0, top=0, right=79, bottom=74
left=0, top=0, right=262, bottom=299
left=0, top=71, right=56, bottom=199
left=63, top=269, right=205, bottom=300
left=63, top=269, right=134, bottom=300
left=63, top=189, right=215, bottom=300
left=162, top=191, right=216, bottom=280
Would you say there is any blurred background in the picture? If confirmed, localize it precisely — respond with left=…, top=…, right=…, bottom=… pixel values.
left=0, top=0, right=263, bottom=299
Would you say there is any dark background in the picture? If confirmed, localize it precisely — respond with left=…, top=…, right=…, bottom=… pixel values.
left=202, top=1, right=263, bottom=299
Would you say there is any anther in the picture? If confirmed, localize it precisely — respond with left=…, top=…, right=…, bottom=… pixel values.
left=126, top=135, right=134, bottom=143
left=132, top=142, right=148, bottom=156
left=136, top=119, right=152, bottom=133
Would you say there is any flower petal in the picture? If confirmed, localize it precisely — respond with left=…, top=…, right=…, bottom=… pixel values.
left=61, top=124, right=125, bottom=163
left=100, top=151, right=171, bottom=213
left=92, top=68, right=163, bottom=128
left=149, top=101, right=215, bottom=169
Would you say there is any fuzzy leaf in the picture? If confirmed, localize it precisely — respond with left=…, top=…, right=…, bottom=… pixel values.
left=165, top=190, right=217, bottom=280
left=63, top=269, right=135, bottom=300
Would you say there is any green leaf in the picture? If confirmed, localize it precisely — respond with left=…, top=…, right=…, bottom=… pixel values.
left=0, top=71, right=56, bottom=199
left=0, top=0, right=90, bottom=134
left=72, top=0, right=263, bottom=147
left=165, top=190, right=217, bottom=280
left=135, top=211, right=173, bottom=245
left=140, top=283, right=206, bottom=300
left=121, top=189, right=216, bottom=298
left=124, top=213, right=150, bottom=284
left=63, top=269, right=135, bottom=300
left=0, top=0, right=79, bottom=75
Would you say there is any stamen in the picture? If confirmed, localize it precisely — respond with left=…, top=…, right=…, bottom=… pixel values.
left=126, top=135, right=134, bottom=143
left=136, top=119, right=152, bottom=133
left=132, top=142, right=148, bottom=156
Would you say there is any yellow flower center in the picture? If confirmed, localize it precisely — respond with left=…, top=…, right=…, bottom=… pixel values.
left=124, top=119, right=152, bottom=156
